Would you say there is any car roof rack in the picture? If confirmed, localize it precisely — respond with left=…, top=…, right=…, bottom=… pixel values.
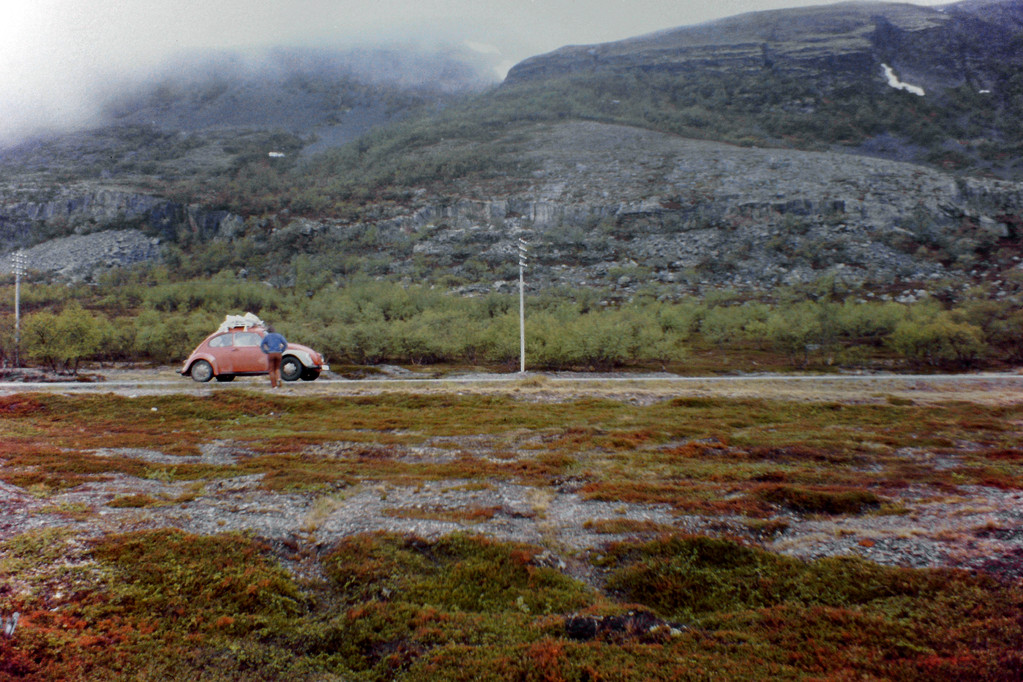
left=217, top=312, right=265, bottom=333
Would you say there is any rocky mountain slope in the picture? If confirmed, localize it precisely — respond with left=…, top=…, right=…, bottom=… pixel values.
left=507, top=1, right=1023, bottom=90
left=240, top=121, right=1023, bottom=298
left=503, top=0, right=1023, bottom=177
left=8, top=121, right=1022, bottom=301
left=2, top=1, right=1023, bottom=299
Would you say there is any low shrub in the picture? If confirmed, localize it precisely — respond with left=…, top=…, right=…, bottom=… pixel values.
left=90, top=529, right=306, bottom=634
left=597, top=535, right=966, bottom=621
left=322, top=532, right=593, bottom=614
left=106, top=493, right=160, bottom=508
left=755, top=484, right=882, bottom=515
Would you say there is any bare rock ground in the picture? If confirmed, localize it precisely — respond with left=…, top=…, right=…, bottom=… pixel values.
left=3, top=450, right=1022, bottom=584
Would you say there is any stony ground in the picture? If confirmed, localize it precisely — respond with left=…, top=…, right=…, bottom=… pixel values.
left=4, top=459, right=1022, bottom=586
left=2, top=368, right=1022, bottom=588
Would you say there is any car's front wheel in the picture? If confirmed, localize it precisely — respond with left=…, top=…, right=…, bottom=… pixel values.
left=190, top=360, right=214, bottom=383
left=280, top=356, right=303, bottom=382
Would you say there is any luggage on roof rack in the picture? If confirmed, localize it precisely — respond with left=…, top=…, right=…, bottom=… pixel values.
left=217, top=313, right=264, bottom=333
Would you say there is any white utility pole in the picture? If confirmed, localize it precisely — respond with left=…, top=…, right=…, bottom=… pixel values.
left=12, top=251, right=27, bottom=368
left=517, top=238, right=528, bottom=373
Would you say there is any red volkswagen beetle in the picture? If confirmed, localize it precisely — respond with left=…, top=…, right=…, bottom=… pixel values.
left=179, top=317, right=329, bottom=383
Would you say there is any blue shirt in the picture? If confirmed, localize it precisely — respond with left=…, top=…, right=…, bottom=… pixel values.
left=260, top=332, right=288, bottom=354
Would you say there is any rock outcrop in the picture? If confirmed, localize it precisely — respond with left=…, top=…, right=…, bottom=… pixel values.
left=0, top=185, right=243, bottom=277
left=322, top=122, right=1023, bottom=294
left=0, top=230, right=161, bottom=280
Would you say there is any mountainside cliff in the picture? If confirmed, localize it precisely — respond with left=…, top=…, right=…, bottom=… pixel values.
left=272, top=121, right=1023, bottom=298
left=3, top=1, right=1023, bottom=300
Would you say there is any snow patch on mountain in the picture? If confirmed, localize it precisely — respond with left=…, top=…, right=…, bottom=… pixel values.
left=882, top=64, right=925, bottom=96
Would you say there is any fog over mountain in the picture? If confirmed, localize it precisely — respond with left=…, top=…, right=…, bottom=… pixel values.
left=1, top=0, right=949, bottom=144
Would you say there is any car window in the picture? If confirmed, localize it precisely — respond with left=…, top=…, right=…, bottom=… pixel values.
left=234, top=332, right=262, bottom=347
left=209, top=334, right=233, bottom=348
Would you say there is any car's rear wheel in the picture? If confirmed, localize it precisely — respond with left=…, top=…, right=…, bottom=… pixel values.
left=190, top=360, right=214, bottom=383
left=281, top=356, right=303, bottom=382
left=215, top=374, right=235, bottom=382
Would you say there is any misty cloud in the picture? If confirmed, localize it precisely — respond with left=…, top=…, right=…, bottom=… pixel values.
left=0, top=0, right=951, bottom=145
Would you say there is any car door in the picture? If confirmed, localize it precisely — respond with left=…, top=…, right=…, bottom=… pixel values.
left=229, top=331, right=266, bottom=373
left=206, top=332, right=236, bottom=373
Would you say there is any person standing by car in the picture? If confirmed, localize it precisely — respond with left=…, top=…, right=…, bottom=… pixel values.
left=259, top=325, right=288, bottom=388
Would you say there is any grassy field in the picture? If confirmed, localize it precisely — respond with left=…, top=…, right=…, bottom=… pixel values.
left=1, top=380, right=1022, bottom=680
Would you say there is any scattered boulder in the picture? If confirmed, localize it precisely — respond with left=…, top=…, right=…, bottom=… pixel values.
left=564, top=610, right=687, bottom=642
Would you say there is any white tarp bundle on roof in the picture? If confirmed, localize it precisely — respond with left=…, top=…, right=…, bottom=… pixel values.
left=217, top=312, right=264, bottom=333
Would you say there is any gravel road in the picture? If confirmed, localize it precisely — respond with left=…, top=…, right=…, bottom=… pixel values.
left=2, top=367, right=1023, bottom=405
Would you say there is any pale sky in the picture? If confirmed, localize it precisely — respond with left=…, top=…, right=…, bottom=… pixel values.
left=0, top=0, right=951, bottom=143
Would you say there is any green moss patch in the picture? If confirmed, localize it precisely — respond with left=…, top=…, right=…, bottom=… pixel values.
left=322, top=532, right=593, bottom=615
left=598, top=535, right=944, bottom=620
left=106, top=493, right=162, bottom=508
left=3, top=530, right=1022, bottom=680
left=90, top=529, right=306, bottom=634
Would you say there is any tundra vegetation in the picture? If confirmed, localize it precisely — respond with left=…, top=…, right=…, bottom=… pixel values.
left=1, top=274, right=1021, bottom=373
left=1, top=391, right=1022, bottom=679
left=157, top=67, right=1023, bottom=218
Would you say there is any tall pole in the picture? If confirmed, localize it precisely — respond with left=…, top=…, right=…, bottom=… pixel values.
left=517, top=238, right=528, bottom=374
left=13, top=251, right=26, bottom=368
